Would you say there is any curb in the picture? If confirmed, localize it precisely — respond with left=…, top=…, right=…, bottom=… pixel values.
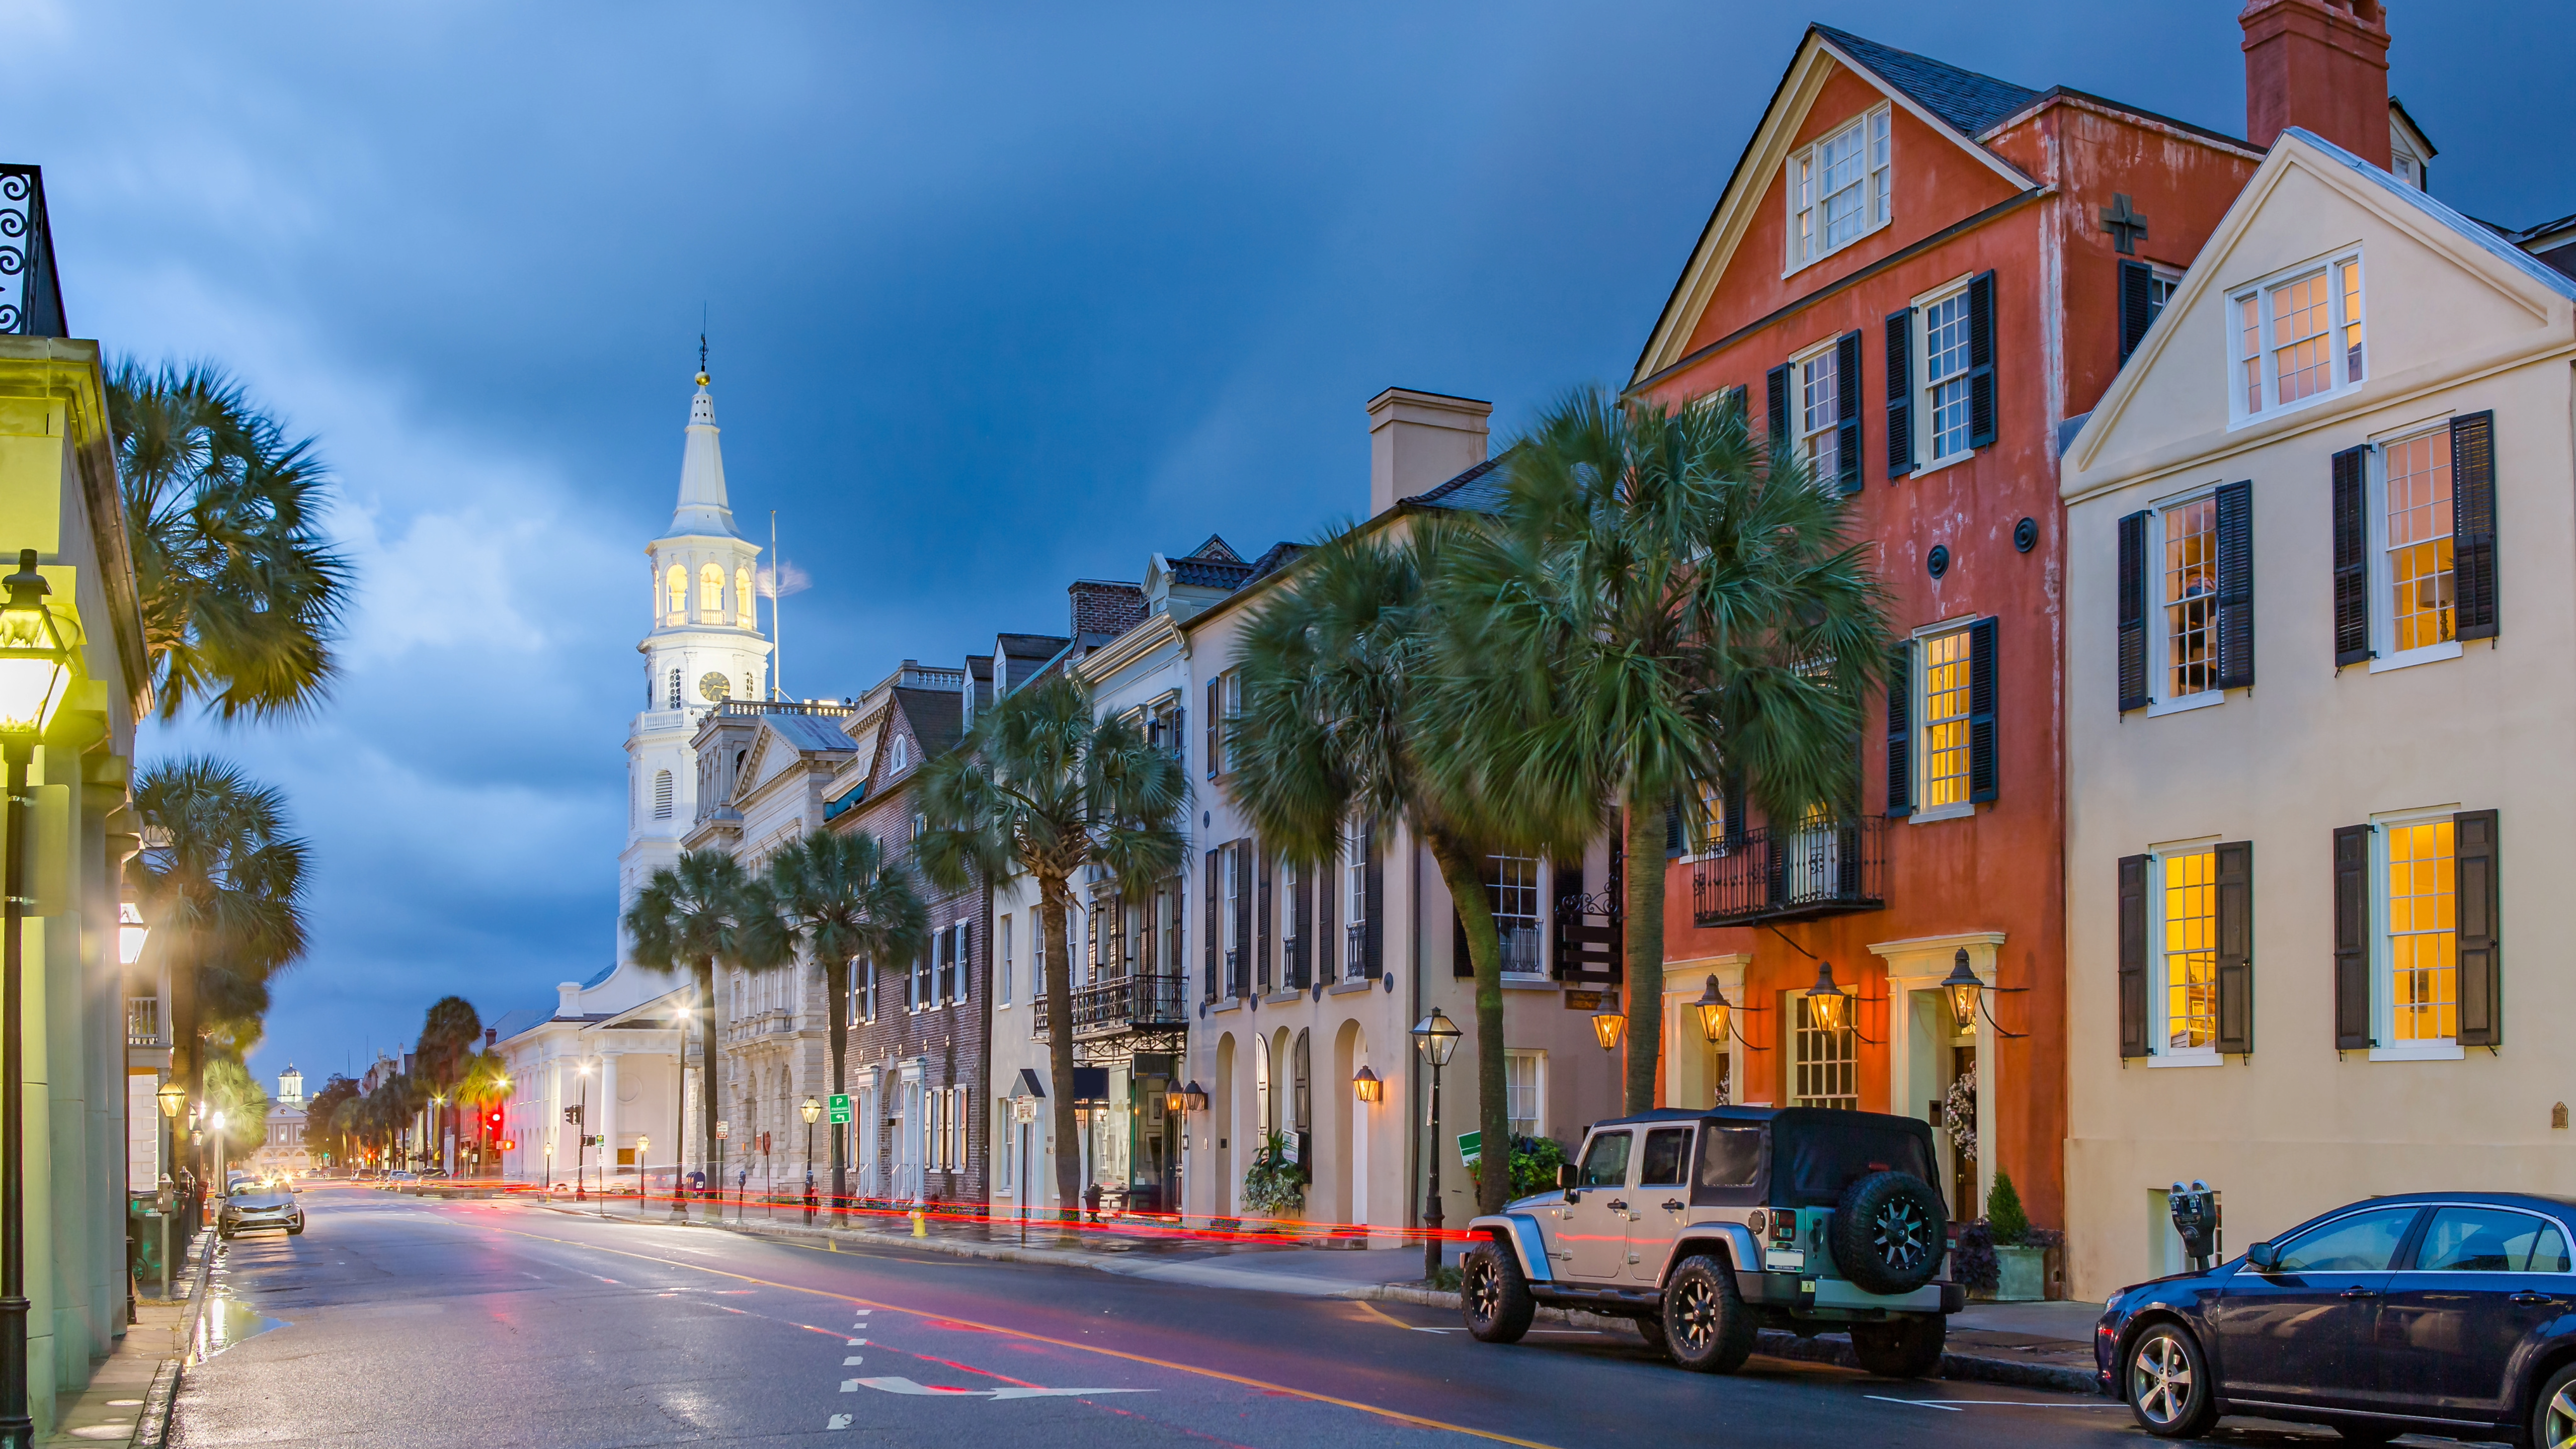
left=1363, top=1283, right=2098, bottom=1395
left=135, top=1233, right=217, bottom=1449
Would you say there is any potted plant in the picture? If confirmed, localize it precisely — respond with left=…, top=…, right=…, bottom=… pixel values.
left=1240, top=1131, right=1309, bottom=1222
left=1981, top=1172, right=2056, bottom=1302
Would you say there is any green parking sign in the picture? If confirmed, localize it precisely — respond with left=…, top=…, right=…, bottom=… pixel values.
left=1457, top=1130, right=1481, bottom=1168
left=827, top=1094, right=852, bottom=1125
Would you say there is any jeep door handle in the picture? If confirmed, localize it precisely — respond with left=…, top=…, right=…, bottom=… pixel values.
left=2340, top=1286, right=2379, bottom=1299
left=1661, top=1199, right=1686, bottom=1212
left=1606, top=1199, right=1628, bottom=1212
left=2513, top=1291, right=2553, bottom=1306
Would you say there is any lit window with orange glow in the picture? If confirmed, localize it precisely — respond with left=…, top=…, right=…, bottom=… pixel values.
left=700, top=563, right=724, bottom=618
left=735, top=566, right=755, bottom=628
left=665, top=565, right=686, bottom=624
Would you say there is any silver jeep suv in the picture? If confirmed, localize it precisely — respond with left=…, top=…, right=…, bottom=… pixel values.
left=1462, top=1106, right=1960, bottom=1376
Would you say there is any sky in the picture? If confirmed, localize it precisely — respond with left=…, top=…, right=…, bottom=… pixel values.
left=2, top=1, right=2564, bottom=1087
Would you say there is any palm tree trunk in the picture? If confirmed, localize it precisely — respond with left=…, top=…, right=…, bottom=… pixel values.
left=824, top=958, right=849, bottom=1205
left=1621, top=794, right=1666, bottom=1114
left=1039, top=879, right=1080, bottom=1229
left=1426, top=833, right=1512, bottom=1215
left=696, top=957, right=720, bottom=1200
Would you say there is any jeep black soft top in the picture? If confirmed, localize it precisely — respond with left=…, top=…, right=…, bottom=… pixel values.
left=1578, top=1105, right=1940, bottom=1210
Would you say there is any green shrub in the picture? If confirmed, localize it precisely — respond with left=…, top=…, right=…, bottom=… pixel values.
left=1507, top=1135, right=1566, bottom=1198
left=1985, top=1170, right=2030, bottom=1246
left=1240, top=1131, right=1309, bottom=1215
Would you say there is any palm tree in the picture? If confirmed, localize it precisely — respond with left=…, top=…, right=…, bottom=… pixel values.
left=1231, top=522, right=1563, bottom=1216
left=914, top=675, right=1188, bottom=1224
left=105, top=360, right=353, bottom=721
left=130, top=757, right=311, bottom=1139
left=764, top=829, right=927, bottom=1208
left=454, top=1051, right=513, bottom=1176
left=624, top=849, right=791, bottom=1210
left=1433, top=387, right=1889, bottom=1111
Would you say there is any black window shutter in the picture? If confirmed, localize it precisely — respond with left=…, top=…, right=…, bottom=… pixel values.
left=1965, top=270, right=1998, bottom=448
left=1292, top=862, right=1313, bottom=990
left=2117, top=854, right=2148, bottom=1058
left=1255, top=845, right=1273, bottom=994
left=1966, top=617, right=1999, bottom=802
left=1724, top=384, right=1750, bottom=432
left=2118, top=260, right=2156, bottom=363
left=1665, top=800, right=1684, bottom=857
left=2215, top=481, right=2255, bottom=690
left=1723, top=769, right=1748, bottom=850
left=1362, top=819, right=1383, bottom=978
left=1549, top=856, right=1581, bottom=981
left=2452, top=411, right=2498, bottom=640
left=1884, top=308, right=1915, bottom=479
left=1765, top=364, right=1789, bottom=448
left=2118, top=510, right=2150, bottom=711
left=2215, top=841, right=2254, bottom=1055
left=2332, top=825, right=2371, bottom=1049
left=2455, top=808, right=2500, bottom=1047
left=1834, top=330, right=1864, bottom=493
left=1233, top=841, right=1253, bottom=995
left=1316, top=844, right=1336, bottom=982
left=2332, top=446, right=2372, bottom=665
left=1884, top=639, right=1914, bottom=817
left=1205, top=678, right=1221, bottom=778
left=1204, top=849, right=1218, bottom=1000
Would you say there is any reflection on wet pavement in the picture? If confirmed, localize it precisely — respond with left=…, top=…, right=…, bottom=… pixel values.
left=192, top=1295, right=289, bottom=1361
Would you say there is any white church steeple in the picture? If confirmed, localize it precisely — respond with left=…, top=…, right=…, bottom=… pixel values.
left=618, top=361, right=775, bottom=966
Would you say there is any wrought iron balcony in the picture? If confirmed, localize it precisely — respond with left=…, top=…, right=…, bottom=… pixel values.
left=1690, top=815, right=1887, bottom=927
left=0, top=166, right=66, bottom=338
left=1030, top=974, right=1188, bottom=1039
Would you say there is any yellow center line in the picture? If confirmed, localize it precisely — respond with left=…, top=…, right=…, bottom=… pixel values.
left=470, top=1216, right=1561, bottom=1449
left=1352, top=1299, right=1420, bottom=1331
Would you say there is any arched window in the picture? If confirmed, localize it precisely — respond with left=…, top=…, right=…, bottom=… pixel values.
left=665, top=565, right=686, bottom=625
left=889, top=735, right=908, bottom=773
left=700, top=563, right=724, bottom=617
left=652, top=770, right=674, bottom=820
left=736, top=566, right=755, bottom=628
left=667, top=670, right=682, bottom=709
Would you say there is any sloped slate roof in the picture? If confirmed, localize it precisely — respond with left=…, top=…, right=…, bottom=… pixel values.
left=1244, top=542, right=1307, bottom=582
left=767, top=713, right=859, bottom=754
left=1170, top=553, right=1256, bottom=589
left=1402, top=451, right=1512, bottom=515
left=893, top=685, right=966, bottom=757
left=1813, top=26, right=2040, bottom=139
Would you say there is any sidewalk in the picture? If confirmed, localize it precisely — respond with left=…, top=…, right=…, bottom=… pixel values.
left=548, top=1196, right=2103, bottom=1394
left=39, top=1228, right=211, bottom=1449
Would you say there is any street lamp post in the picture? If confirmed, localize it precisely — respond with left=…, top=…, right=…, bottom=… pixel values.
left=800, top=1098, right=821, bottom=1222
left=575, top=1062, right=590, bottom=1202
left=0, top=550, right=76, bottom=1449
left=1411, top=1009, right=1461, bottom=1284
left=634, top=1136, right=649, bottom=1217
left=154, top=1084, right=185, bottom=1297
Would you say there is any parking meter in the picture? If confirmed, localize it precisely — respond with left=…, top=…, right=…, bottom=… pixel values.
left=2169, top=1180, right=2221, bottom=1271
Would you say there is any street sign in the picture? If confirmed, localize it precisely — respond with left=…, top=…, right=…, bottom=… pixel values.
left=716, top=1120, right=730, bottom=1140
left=828, top=1094, right=852, bottom=1125
left=1457, top=1130, right=1482, bottom=1168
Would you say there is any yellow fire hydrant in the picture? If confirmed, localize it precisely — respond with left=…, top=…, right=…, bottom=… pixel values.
left=911, top=1208, right=927, bottom=1238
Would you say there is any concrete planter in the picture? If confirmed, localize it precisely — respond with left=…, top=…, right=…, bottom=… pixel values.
left=1987, top=1244, right=2048, bottom=1302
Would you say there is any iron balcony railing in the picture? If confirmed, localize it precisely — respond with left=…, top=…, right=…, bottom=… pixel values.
left=1031, top=974, right=1188, bottom=1038
left=1690, top=814, right=1887, bottom=927
left=0, top=166, right=67, bottom=338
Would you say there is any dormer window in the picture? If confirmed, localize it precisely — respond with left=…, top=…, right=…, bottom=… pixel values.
left=1787, top=103, right=1892, bottom=272
left=889, top=735, right=909, bottom=774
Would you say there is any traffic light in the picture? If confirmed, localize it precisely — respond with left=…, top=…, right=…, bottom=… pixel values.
left=563, top=1105, right=583, bottom=1125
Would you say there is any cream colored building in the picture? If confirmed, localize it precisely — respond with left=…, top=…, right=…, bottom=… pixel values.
left=2060, top=127, right=2576, bottom=1296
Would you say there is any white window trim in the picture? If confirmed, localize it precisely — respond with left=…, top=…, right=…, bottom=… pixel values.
left=2364, top=423, right=2466, bottom=675
left=1908, top=616, right=1978, bottom=825
left=1909, top=274, right=1977, bottom=475
left=2367, top=804, right=2468, bottom=1061
left=1788, top=334, right=1844, bottom=483
left=1783, top=102, right=1893, bottom=276
left=2226, top=248, right=2367, bottom=430
left=1504, top=1048, right=1548, bottom=1139
left=2142, top=841, right=2224, bottom=1067
left=997, top=913, right=1013, bottom=1007
left=2143, top=483, right=2228, bottom=717
left=1677, top=782, right=1730, bottom=863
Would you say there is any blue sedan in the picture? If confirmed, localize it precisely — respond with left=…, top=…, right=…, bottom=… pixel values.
left=2098, top=1191, right=2576, bottom=1444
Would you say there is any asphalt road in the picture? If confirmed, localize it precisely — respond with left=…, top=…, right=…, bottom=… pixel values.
left=163, top=1186, right=2279, bottom=1449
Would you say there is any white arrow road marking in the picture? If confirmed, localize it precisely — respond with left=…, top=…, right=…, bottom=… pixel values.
left=827, top=1415, right=852, bottom=1429
left=853, top=1377, right=1150, bottom=1399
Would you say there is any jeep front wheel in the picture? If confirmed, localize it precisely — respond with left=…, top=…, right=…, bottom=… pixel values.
left=1460, top=1237, right=1534, bottom=1344
left=1850, top=1315, right=1945, bottom=1378
left=1661, top=1255, right=1755, bottom=1374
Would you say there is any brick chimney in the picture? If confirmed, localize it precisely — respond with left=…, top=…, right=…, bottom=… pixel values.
left=2242, top=0, right=2391, bottom=166
left=1367, top=388, right=1491, bottom=516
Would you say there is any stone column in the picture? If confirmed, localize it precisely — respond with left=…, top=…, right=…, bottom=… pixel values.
left=600, top=1052, right=621, bottom=1187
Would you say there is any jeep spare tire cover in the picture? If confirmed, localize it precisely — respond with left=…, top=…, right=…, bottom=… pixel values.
left=1830, top=1170, right=1946, bottom=1295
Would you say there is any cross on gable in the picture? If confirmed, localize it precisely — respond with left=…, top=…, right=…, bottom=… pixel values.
left=2100, top=193, right=2149, bottom=255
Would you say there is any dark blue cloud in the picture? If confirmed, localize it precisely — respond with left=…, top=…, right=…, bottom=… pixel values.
left=2, top=1, right=2558, bottom=1078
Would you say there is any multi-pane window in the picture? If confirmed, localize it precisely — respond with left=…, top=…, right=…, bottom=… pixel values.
left=2387, top=819, right=2457, bottom=1043
left=1923, top=289, right=1974, bottom=460
left=1792, top=995, right=1857, bottom=1108
left=1797, top=346, right=1841, bottom=483
left=2164, top=496, right=2218, bottom=698
left=998, top=915, right=1013, bottom=1005
left=2161, top=850, right=2217, bottom=1052
left=1919, top=630, right=1973, bottom=808
left=2234, top=253, right=2364, bottom=418
left=1222, top=848, right=1241, bottom=994
left=1487, top=854, right=1542, bottom=975
left=1788, top=104, right=1892, bottom=268
left=1345, top=820, right=1367, bottom=928
left=1504, top=1050, right=1544, bottom=1139
left=2385, top=429, right=2456, bottom=653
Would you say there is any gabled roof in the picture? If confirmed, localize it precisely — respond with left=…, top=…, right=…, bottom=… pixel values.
left=1811, top=26, right=2038, bottom=139
left=1399, top=452, right=1511, bottom=514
